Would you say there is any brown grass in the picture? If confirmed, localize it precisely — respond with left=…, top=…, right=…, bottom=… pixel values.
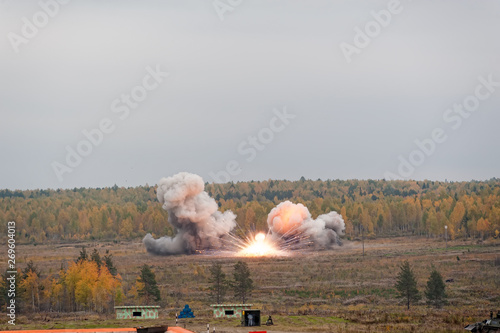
left=1, top=237, right=499, bottom=332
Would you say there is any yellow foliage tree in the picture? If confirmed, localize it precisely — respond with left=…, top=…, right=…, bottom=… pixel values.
left=65, top=259, right=122, bottom=312
left=43, top=275, right=63, bottom=311
left=119, top=218, right=134, bottom=238
left=129, top=279, right=145, bottom=302
left=93, top=266, right=120, bottom=313
left=476, top=218, right=490, bottom=239
left=449, top=202, right=465, bottom=239
left=341, top=206, right=353, bottom=237
left=20, top=270, right=40, bottom=312
left=75, top=261, right=99, bottom=310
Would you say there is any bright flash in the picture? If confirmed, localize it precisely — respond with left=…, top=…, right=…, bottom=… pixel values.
left=255, top=232, right=265, bottom=242
left=238, top=232, right=284, bottom=257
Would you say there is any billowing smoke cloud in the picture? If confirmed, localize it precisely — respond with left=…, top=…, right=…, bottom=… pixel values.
left=267, top=201, right=345, bottom=247
left=143, top=172, right=236, bottom=255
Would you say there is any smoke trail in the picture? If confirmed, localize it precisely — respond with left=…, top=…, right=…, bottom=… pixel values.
left=267, top=201, right=345, bottom=247
left=143, top=172, right=236, bottom=255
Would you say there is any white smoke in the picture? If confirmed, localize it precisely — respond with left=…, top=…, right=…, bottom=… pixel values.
left=143, top=172, right=236, bottom=255
left=267, top=201, right=345, bottom=248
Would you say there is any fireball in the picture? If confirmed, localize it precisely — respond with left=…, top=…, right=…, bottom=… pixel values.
left=237, top=232, right=283, bottom=257
left=267, top=201, right=311, bottom=235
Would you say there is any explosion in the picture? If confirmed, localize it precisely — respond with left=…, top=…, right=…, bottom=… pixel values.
left=236, top=201, right=345, bottom=256
left=267, top=201, right=345, bottom=248
left=267, top=202, right=309, bottom=236
left=143, top=172, right=236, bottom=255
left=237, top=232, right=285, bottom=257
left=143, top=173, right=345, bottom=257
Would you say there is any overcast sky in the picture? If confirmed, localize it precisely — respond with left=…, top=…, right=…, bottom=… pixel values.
left=0, top=0, right=499, bottom=190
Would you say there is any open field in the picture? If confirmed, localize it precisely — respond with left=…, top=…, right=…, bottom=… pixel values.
left=1, top=237, right=499, bottom=332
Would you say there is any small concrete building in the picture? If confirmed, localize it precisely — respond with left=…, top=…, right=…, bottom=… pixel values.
left=114, top=305, right=160, bottom=319
left=210, top=304, right=252, bottom=318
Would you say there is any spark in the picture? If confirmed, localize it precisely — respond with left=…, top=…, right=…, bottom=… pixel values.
left=201, top=219, right=313, bottom=258
left=237, top=232, right=284, bottom=257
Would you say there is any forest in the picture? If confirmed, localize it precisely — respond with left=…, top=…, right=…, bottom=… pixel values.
left=1, top=178, right=499, bottom=244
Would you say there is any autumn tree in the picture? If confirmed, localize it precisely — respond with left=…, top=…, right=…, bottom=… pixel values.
left=21, top=261, right=41, bottom=312
left=74, top=260, right=99, bottom=310
left=395, top=260, right=420, bottom=310
left=477, top=218, right=490, bottom=239
left=449, top=202, right=465, bottom=239
left=64, top=258, right=122, bottom=312
left=93, top=265, right=121, bottom=313
left=341, top=206, right=353, bottom=237
left=44, top=275, right=64, bottom=312
left=119, top=217, right=134, bottom=238
left=20, top=270, right=40, bottom=312
left=129, top=278, right=145, bottom=302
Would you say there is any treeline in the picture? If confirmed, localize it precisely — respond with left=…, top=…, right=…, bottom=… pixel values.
left=0, top=178, right=499, bottom=243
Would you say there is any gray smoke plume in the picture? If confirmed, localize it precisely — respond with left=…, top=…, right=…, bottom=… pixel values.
left=267, top=201, right=345, bottom=248
left=143, top=172, right=236, bottom=255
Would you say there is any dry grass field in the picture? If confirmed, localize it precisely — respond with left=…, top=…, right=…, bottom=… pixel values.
left=1, top=237, right=499, bottom=332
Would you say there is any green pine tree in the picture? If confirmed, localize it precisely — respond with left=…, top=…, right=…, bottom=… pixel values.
left=103, top=251, right=118, bottom=276
left=395, top=260, right=421, bottom=310
left=425, top=266, right=447, bottom=308
left=138, top=265, right=161, bottom=303
left=208, top=262, right=228, bottom=304
left=22, top=260, right=41, bottom=278
left=90, top=249, right=102, bottom=269
left=232, top=261, right=253, bottom=304
left=76, top=247, right=88, bottom=263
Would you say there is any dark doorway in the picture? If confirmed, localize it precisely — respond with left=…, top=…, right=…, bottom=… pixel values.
left=243, top=310, right=261, bottom=327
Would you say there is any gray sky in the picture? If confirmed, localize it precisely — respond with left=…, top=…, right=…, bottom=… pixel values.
left=1, top=0, right=499, bottom=190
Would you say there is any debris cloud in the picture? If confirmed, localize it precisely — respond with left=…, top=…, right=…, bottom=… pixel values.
left=267, top=200, right=345, bottom=248
left=143, top=172, right=236, bottom=255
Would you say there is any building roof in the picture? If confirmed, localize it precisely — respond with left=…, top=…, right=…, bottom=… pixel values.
left=210, top=304, right=253, bottom=307
left=114, top=305, right=161, bottom=309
